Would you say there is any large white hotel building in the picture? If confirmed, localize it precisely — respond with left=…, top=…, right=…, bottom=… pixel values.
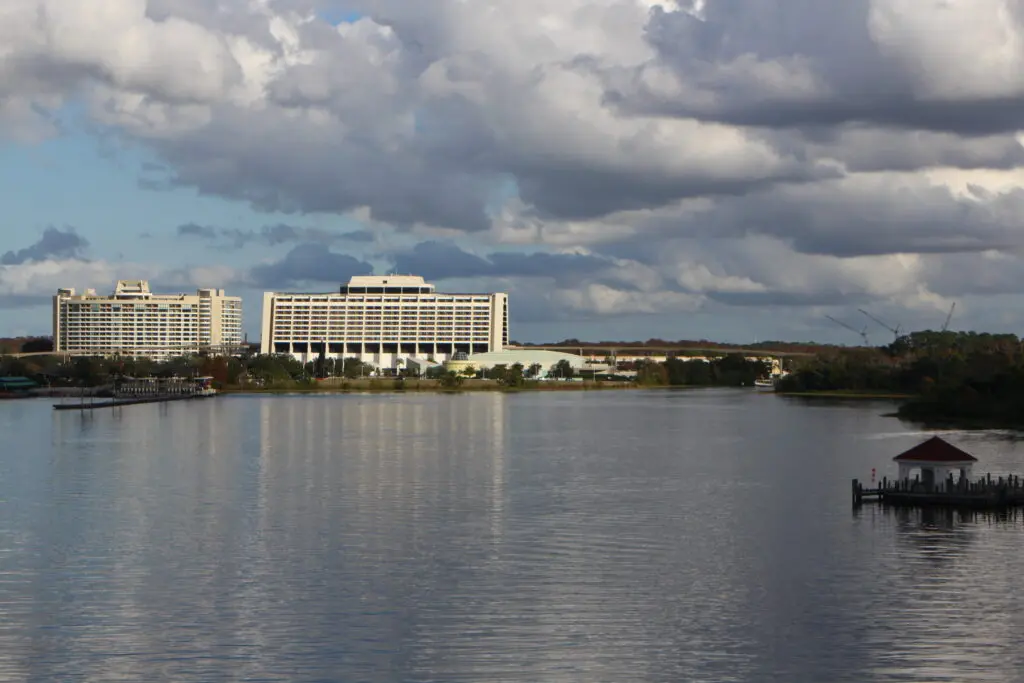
left=53, top=280, right=243, bottom=359
left=260, top=275, right=508, bottom=367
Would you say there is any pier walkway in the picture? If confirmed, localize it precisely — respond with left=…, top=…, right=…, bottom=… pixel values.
left=853, top=475, right=1024, bottom=509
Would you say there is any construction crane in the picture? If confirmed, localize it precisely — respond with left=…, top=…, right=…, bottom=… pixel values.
left=941, top=302, right=956, bottom=332
left=858, top=308, right=902, bottom=343
left=825, top=315, right=870, bottom=346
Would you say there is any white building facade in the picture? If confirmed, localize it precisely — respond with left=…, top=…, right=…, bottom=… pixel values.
left=53, top=280, right=243, bottom=359
left=260, top=275, right=508, bottom=368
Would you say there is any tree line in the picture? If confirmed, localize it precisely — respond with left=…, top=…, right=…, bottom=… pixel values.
left=0, top=352, right=375, bottom=389
left=1, top=349, right=772, bottom=390
left=776, top=330, right=1024, bottom=425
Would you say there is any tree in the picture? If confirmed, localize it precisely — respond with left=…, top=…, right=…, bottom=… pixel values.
left=487, top=364, right=509, bottom=383
left=200, top=356, right=230, bottom=385
left=20, top=338, right=53, bottom=353
left=551, top=359, right=574, bottom=379
left=313, top=345, right=329, bottom=379
left=0, top=356, right=30, bottom=378
left=439, top=371, right=464, bottom=388
left=636, top=359, right=668, bottom=385
left=341, top=358, right=375, bottom=378
left=497, top=363, right=525, bottom=387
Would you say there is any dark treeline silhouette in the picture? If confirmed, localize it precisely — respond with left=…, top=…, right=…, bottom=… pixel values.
left=0, top=336, right=54, bottom=354
left=777, top=330, right=1024, bottom=425
left=635, top=355, right=771, bottom=387
left=0, top=352, right=376, bottom=389
left=1, top=349, right=771, bottom=390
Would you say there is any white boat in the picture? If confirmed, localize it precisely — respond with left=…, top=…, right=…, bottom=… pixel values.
left=753, top=378, right=776, bottom=390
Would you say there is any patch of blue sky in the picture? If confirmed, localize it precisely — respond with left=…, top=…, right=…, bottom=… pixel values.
left=2, top=111, right=376, bottom=273
left=318, top=8, right=362, bottom=26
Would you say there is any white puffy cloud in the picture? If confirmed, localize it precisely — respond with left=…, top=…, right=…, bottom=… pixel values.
left=0, top=258, right=245, bottom=308
left=4, top=0, right=1024, bottom=339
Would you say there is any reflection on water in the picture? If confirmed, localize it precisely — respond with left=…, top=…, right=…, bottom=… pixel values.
left=2, top=391, right=1024, bottom=681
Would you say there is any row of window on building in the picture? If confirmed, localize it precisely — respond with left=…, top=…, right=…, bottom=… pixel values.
left=52, top=276, right=508, bottom=364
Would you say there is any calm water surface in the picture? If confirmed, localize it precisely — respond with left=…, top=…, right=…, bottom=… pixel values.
left=2, top=389, right=1024, bottom=682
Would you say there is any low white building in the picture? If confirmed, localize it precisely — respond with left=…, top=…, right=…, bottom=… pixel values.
left=444, top=349, right=591, bottom=377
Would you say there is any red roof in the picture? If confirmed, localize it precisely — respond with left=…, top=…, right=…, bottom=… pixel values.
left=893, top=436, right=977, bottom=463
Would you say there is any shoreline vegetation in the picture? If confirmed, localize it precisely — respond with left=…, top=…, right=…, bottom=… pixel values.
left=1, top=346, right=773, bottom=395
left=774, top=330, right=1024, bottom=428
left=5, top=330, right=1024, bottom=428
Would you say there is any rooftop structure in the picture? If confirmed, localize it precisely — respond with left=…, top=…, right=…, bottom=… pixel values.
left=53, top=280, right=243, bottom=360
left=260, top=274, right=508, bottom=368
left=340, top=275, right=435, bottom=295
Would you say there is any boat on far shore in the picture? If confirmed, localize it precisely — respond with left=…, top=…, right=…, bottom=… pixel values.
left=754, top=378, right=776, bottom=390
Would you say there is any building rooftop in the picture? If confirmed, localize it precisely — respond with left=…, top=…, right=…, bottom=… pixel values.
left=893, top=436, right=978, bottom=463
left=347, top=275, right=429, bottom=287
left=57, top=281, right=235, bottom=300
left=114, top=280, right=152, bottom=298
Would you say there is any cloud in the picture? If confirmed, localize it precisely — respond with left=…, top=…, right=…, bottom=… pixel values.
left=9, top=0, right=1024, bottom=339
left=249, top=243, right=373, bottom=289
left=390, top=241, right=619, bottom=284
left=176, top=222, right=217, bottom=239
left=607, top=0, right=1024, bottom=136
left=1, top=227, right=89, bottom=265
left=176, top=222, right=376, bottom=247
left=0, top=258, right=127, bottom=309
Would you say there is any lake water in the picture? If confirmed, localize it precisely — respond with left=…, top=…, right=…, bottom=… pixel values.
left=2, top=389, right=1024, bottom=682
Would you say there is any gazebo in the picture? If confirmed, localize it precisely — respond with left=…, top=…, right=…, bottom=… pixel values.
left=893, top=436, right=977, bottom=490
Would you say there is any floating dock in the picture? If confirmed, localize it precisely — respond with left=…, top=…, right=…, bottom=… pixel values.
left=53, top=376, right=216, bottom=411
left=853, top=475, right=1024, bottom=509
left=853, top=435, right=1024, bottom=509
left=53, top=393, right=215, bottom=411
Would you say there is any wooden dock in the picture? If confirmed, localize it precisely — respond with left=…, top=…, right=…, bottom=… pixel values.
left=53, top=376, right=217, bottom=411
left=853, top=475, right=1024, bottom=509
left=53, top=393, right=215, bottom=411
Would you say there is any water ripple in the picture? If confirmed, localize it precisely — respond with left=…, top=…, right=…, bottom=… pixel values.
left=1, top=393, right=1024, bottom=681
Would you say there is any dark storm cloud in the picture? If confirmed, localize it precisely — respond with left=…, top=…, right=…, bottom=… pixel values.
left=249, top=243, right=373, bottom=289
left=610, top=1, right=1024, bottom=136
left=514, top=162, right=836, bottom=221
left=707, top=290, right=873, bottom=308
left=595, top=182, right=1024, bottom=262
left=1, top=227, right=89, bottom=264
left=390, top=241, right=615, bottom=283
left=176, top=223, right=218, bottom=239
left=922, top=252, right=1024, bottom=298
left=176, top=222, right=375, bottom=247
left=156, top=107, right=495, bottom=232
left=390, top=241, right=492, bottom=280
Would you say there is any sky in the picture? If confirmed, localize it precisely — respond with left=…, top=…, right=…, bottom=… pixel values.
left=4, top=0, right=1024, bottom=345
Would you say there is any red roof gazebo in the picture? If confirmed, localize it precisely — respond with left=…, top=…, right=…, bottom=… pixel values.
left=893, top=436, right=977, bottom=487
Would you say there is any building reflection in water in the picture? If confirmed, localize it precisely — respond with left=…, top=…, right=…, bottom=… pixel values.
left=8, top=393, right=1024, bottom=681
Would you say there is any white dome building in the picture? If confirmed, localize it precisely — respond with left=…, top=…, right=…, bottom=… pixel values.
left=444, top=349, right=593, bottom=377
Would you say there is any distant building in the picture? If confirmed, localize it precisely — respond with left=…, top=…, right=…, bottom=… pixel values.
left=445, top=349, right=589, bottom=377
left=260, top=275, right=509, bottom=368
left=53, top=280, right=243, bottom=359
